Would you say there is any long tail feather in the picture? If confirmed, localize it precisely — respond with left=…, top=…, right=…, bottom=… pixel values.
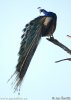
left=9, top=15, right=57, bottom=91
left=13, top=16, right=46, bottom=90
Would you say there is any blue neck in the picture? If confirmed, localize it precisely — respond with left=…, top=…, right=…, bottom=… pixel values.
left=41, top=9, right=49, bottom=16
left=41, top=9, right=57, bottom=20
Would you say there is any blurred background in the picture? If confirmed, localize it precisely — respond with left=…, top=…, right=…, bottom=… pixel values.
left=0, top=0, right=71, bottom=100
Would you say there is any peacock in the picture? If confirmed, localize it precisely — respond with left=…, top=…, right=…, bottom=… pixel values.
left=9, top=8, right=57, bottom=91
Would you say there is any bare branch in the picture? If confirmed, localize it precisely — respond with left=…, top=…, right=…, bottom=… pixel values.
left=47, top=37, right=71, bottom=63
left=46, top=37, right=71, bottom=55
left=67, top=35, right=71, bottom=38
left=55, top=58, right=71, bottom=63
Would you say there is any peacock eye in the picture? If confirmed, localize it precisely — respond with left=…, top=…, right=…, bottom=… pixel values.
left=30, top=22, right=34, bottom=25
left=25, top=24, right=29, bottom=27
left=23, top=28, right=26, bottom=32
left=40, top=9, right=43, bottom=12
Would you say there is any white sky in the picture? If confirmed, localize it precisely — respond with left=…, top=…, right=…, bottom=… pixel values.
left=0, top=0, right=71, bottom=100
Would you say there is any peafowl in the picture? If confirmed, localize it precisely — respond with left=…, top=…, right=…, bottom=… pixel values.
left=9, top=8, right=57, bottom=91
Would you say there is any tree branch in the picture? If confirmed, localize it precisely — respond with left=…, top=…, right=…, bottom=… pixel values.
left=46, top=37, right=71, bottom=63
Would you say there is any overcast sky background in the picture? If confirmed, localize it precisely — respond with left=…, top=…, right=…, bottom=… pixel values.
left=0, top=0, right=71, bottom=100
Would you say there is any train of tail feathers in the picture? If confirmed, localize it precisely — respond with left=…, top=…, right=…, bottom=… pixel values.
left=9, top=7, right=57, bottom=91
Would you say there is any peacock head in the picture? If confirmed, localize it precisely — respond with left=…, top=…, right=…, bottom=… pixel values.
left=37, top=7, right=57, bottom=19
